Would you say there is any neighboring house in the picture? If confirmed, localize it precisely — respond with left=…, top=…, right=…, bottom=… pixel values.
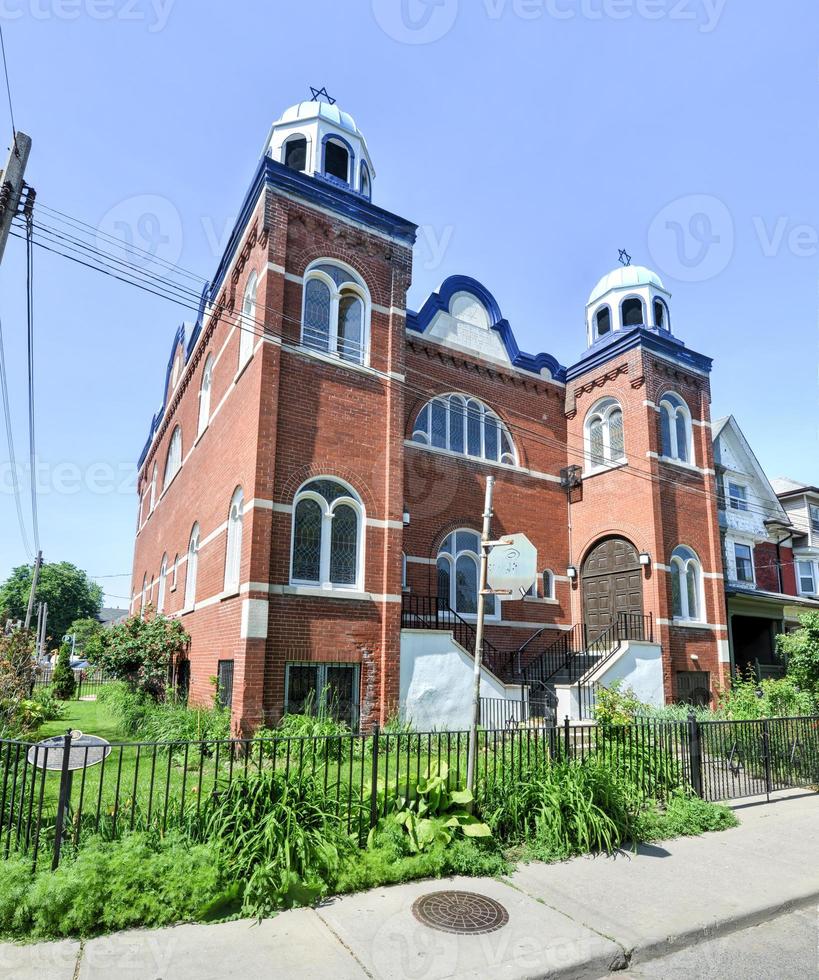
left=97, top=607, right=128, bottom=628
left=772, top=478, right=819, bottom=604
left=712, top=418, right=817, bottom=679
left=130, top=94, right=733, bottom=732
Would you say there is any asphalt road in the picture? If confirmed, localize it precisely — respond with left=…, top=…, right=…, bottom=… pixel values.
left=605, top=907, right=818, bottom=979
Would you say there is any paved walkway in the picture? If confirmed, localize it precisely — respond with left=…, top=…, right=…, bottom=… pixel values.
left=2, top=789, right=818, bottom=980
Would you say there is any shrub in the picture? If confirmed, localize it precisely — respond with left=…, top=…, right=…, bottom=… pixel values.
left=717, top=674, right=815, bottom=720
left=51, top=644, right=76, bottom=700
left=0, top=628, right=37, bottom=737
left=202, top=768, right=354, bottom=916
left=632, top=789, right=738, bottom=841
left=98, top=682, right=231, bottom=743
left=594, top=681, right=647, bottom=728
left=778, top=612, right=819, bottom=696
left=0, top=833, right=228, bottom=940
left=31, top=686, right=67, bottom=722
left=91, top=610, right=189, bottom=696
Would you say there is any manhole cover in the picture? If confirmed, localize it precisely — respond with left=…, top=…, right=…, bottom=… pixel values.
left=411, top=890, right=509, bottom=935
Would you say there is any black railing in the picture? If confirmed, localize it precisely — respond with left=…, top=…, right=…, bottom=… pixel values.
left=400, top=595, right=513, bottom=678
left=478, top=696, right=557, bottom=730
left=2, top=714, right=817, bottom=869
left=32, top=668, right=114, bottom=700
left=575, top=613, right=655, bottom=720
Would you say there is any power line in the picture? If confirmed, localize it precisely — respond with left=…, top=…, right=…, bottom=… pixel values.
left=25, top=208, right=39, bottom=551
left=0, top=24, right=16, bottom=148
left=0, top=311, right=33, bottom=557
left=17, top=202, right=795, bottom=526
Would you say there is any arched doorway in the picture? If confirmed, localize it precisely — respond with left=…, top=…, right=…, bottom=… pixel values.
left=581, top=537, right=644, bottom=642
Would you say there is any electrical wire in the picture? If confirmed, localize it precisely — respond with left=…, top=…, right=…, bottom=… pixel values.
left=12, top=205, right=799, bottom=528
left=0, top=311, right=33, bottom=557
left=0, top=23, right=16, bottom=150
left=25, top=209, right=40, bottom=551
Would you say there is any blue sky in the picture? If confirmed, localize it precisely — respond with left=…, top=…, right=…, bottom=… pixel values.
left=0, top=1, right=817, bottom=606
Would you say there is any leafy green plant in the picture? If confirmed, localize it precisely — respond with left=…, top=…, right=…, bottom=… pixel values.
left=778, top=612, right=819, bottom=696
left=98, top=682, right=230, bottom=743
left=202, top=768, right=353, bottom=916
left=594, top=681, right=647, bottom=728
left=51, top=644, right=76, bottom=700
left=632, top=789, right=738, bottom=840
left=373, top=764, right=491, bottom=854
left=0, top=832, right=228, bottom=940
left=0, top=629, right=37, bottom=738
left=717, top=674, right=815, bottom=720
left=91, top=610, right=189, bottom=697
left=31, top=686, right=67, bottom=723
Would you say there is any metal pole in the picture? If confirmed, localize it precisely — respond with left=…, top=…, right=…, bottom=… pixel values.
left=467, top=475, right=494, bottom=794
left=23, top=550, right=42, bottom=630
left=51, top=730, right=73, bottom=870
left=38, top=602, right=48, bottom=660
left=0, top=132, right=32, bottom=264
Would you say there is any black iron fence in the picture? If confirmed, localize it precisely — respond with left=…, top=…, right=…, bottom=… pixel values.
left=2, top=714, right=817, bottom=870
left=32, top=668, right=114, bottom=700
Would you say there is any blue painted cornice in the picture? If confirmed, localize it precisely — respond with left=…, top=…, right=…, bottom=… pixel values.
left=566, top=325, right=712, bottom=382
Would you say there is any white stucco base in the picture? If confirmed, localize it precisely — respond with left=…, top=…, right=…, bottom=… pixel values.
left=555, top=640, right=665, bottom=720
left=399, top=629, right=523, bottom=731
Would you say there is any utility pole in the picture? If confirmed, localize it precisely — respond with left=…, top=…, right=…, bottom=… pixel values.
left=24, top=549, right=42, bottom=630
left=466, top=476, right=495, bottom=795
left=0, top=132, right=31, bottom=264
left=36, top=601, right=48, bottom=661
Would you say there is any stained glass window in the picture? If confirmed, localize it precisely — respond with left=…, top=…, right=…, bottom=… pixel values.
left=329, top=504, right=358, bottom=585
left=293, top=498, right=322, bottom=582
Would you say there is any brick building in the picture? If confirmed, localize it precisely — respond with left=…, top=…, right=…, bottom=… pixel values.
left=130, top=97, right=733, bottom=732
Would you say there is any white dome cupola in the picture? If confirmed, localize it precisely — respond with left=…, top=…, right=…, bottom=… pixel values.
left=263, top=89, right=375, bottom=199
left=585, top=260, right=672, bottom=348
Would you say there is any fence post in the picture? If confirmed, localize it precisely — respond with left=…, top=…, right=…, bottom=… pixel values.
left=52, top=730, right=73, bottom=870
left=369, top=723, right=380, bottom=831
left=762, top=719, right=772, bottom=801
left=687, top=711, right=703, bottom=798
left=563, top=715, right=570, bottom=759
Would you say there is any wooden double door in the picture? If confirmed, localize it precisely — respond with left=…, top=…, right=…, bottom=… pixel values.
left=581, top=537, right=644, bottom=642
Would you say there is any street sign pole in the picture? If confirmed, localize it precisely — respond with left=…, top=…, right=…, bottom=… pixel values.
left=467, top=475, right=494, bottom=795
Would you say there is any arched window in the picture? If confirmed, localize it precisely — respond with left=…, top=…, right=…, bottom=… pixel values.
left=184, top=523, right=200, bottom=610
left=291, top=479, right=363, bottom=589
left=360, top=162, right=371, bottom=199
left=157, top=553, right=168, bottom=613
left=436, top=530, right=496, bottom=618
left=171, top=354, right=180, bottom=389
left=324, top=138, right=350, bottom=182
left=283, top=135, right=307, bottom=171
left=584, top=398, right=625, bottom=469
left=140, top=574, right=148, bottom=616
left=541, top=569, right=555, bottom=600
left=149, top=463, right=157, bottom=513
left=411, top=394, right=517, bottom=465
left=301, top=261, right=369, bottom=365
left=164, top=426, right=182, bottom=489
left=198, top=354, right=214, bottom=436
left=224, top=486, right=244, bottom=593
left=653, top=299, right=669, bottom=330
left=670, top=546, right=703, bottom=621
left=171, top=553, right=179, bottom=590
left=238, top=272, right=257, bottom=370
left=621, top=297, right=644, bottom=327
left=658, top=392, right=693, bottom=463
left=595, top=306, right=611, bottom=337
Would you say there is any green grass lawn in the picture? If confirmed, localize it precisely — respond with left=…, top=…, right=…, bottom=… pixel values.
left=37, top=697, right=136, bottom=744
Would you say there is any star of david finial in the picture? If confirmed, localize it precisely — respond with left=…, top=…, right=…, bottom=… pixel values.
left=310, top=86, right=336, bottom=105
left=618, top=248, right=632, bottom=267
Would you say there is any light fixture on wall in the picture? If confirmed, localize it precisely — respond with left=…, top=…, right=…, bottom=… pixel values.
left=567, top=565, right=577, bottom=580
left=690, top=654, right=699, bottom=662
left=638, top=552, right=651, bottom=567
left=402, top=511, right=410, bottom=525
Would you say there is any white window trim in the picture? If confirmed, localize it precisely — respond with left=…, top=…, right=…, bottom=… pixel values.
left=163, top=427, right=182, bottom=491
left=198, top=354, right=214, bottom=437
left=796, top=558, right=817, bottom=596
left=224, top=487, right=244, bottom=594
left=732, top=539, right=756, bottom=587
left=238, top=272, right=257, bottom=372
left=289, top=478, right=366, bottom=592
left=436, top=530, right=500, bottom=622
left=583, top=397, right=626, bottom=475
left=300, top=261, right=371, bottom=367
left=157, top=554, right=168, bottom=614
left=670, top=546, right=704, bottom=623
left=411, top=393, right=518, bottom=467
left=658, top=392, right=694, bottom=465
left=184, top=523, right=200, bottom=611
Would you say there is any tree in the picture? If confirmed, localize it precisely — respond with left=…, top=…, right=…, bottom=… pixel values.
left=51, top=643, right=76, bottom=700
left=67, top=616, right=103, bottom=658
left=778, top=612, right=819, bottom=697
left=93, top=609, right=189, bottom=697
left=0, top=562, right=103, bottom=645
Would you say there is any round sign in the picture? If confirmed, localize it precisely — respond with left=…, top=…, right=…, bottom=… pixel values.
left=27, top=732, right=111, bottom=771
left=486, top=532, right=537, bottom=595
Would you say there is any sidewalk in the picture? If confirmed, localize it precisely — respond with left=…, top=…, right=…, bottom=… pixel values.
left=3, top=789, right=818, bottom=980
